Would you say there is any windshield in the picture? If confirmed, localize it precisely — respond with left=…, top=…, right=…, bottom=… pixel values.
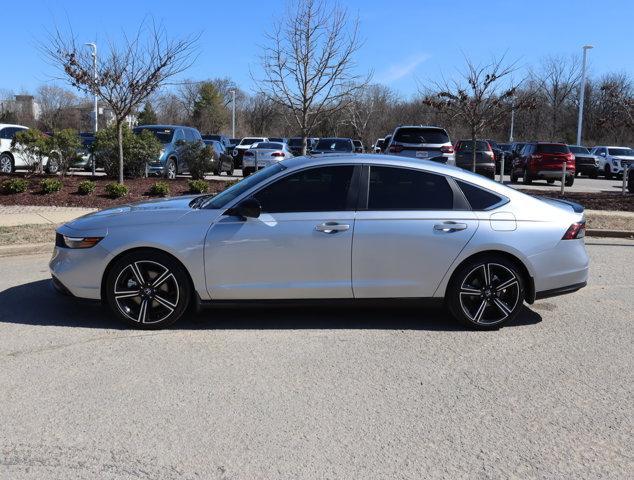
left=608, top=148, right=633, bottom=156
left=133, top=127, right=174, bottom=144
left=569, top=146, right=590, bottom=154
left=203, top=163, right=286, bottom=209
left=499, top=144, right=512, bottom=151
left=239, top=138, right=264, bottom=146
left=314, top=139, right=352, bottom=152
left=457, top=140, right=490, bottom=151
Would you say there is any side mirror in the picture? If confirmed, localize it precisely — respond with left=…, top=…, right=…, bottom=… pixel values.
left=226, top=198, right=261, bottom=220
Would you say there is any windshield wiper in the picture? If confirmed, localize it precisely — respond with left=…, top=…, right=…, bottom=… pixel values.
left=189, top=194, right=215, bottom=209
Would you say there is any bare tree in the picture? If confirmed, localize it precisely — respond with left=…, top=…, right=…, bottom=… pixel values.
left=245, top=93, right=280, bottom=135
left=422, top=56, right=527, bottom=172
left=42, top=22, right=198, bottom=183
left=531, top=55, right=581, bottom=139
left=256, top=0, right=370, bottom=154
left=36, top=85, right=79, bottom=131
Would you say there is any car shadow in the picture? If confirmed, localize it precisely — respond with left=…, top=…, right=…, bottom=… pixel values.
left=0, top=279, right=542, bottom=332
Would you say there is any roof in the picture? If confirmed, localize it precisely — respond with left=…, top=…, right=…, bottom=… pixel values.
left=0, top=123, right=28, bottom=129
left=135, top=124, right=197, bottom=130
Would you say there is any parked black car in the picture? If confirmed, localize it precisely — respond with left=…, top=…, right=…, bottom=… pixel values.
left=352, top=140, right=364, bottom=153
left=287, top=137, right=317, bottom=156
left=202, top=134, right=231, bottom=152
left=568, top=145, right=599, bottom=178
left=203, top=139, right=234, bottom=175
left=382, top=135, right=392, bottom=153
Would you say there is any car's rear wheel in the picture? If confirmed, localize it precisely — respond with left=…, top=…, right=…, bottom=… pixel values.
left=565, top=175, right=574, bottom=187
left=45, top=155, right=60, bottom=174
left=447, top=255, right=524, bottom=330
left=105, top=250, right=191, bottom=329
left=0, top=153, right=14, bottom=173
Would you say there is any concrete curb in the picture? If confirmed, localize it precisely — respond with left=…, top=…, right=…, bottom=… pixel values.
left=586, top=229, right=634, bottom=239
left=0, top=242, right=53, bottom=258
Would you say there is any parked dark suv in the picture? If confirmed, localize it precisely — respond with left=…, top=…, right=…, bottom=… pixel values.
left=385, top=126, right=454, bottom=164
left=454, top=140, right=496, bottom=179
left=510, top=142, right=575, bottom=186
left=568, top=145, right=598, bottom=178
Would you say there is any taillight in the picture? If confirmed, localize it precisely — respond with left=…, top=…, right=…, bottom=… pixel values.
left=389, top=144, right=403, bottom=153
left=562, top=222, right=586, bottom=240
left=567, top=153, right=575, bottom=163
left=441, top=145, right=454, bottom=154
left=271, top=151, right=284, bottom=157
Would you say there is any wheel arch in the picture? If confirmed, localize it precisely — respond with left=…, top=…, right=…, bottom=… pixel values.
left=441, top=250, right=535, bottom=304
left=100, top=246, right=197, bottom=304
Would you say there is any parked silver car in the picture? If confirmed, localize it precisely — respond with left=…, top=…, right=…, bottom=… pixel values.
left=51, top=154, right=588, bottom=330
left=385, top=126, right=455, bottom=164
left=242, top=141, right=293, bottom=176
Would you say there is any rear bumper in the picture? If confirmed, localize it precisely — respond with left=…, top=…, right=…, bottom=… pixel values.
left=535, top=281, right=587, bottom=300
left=536, top=170, right=575, bottom=179
left=528, top=238, right=589, bottom=294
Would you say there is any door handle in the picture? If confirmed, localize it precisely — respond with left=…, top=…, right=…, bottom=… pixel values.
left=434, top=222, right=468, bottom=233
left=315, top=222, right=350, bottom=234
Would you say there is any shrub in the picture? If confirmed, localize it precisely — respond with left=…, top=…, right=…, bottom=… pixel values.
left=93, top=125, right=162, bottom=179
left=77, top=180, right=96, bottom=195
left=2, top=178, right=29, bottom=194
left=149, top=181, right=170, bottom=197
left=179, top=141, right=214, bottom=180
left=188, top=179, right=209, bottom=194
left=12, top=129, right=49, bottom=173
left=105, top=182, right=129, bottom=199
left=40, top=178, right=63, bottom=194
left=48, top=129, right=82, bottom=175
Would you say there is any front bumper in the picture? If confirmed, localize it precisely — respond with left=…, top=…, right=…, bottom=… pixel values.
left=576, top=163, right=598, bottom=174
left=49, top=243, right=112, bottom=300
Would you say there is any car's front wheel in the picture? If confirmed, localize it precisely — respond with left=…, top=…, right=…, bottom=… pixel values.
left=447, top=255, right=525, bottom=329
left=0, top=153, right=14, bottom=173
left=164, top=159, right=177, bottom=179
left=105, top=250, right=191, bottom=329
left=604, top=164, right=612, bottom=180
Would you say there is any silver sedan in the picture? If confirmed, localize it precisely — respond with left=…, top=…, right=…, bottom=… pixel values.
left=242, top=141, right=293, bottom=176
left=50, top=155, right=589, bottom=330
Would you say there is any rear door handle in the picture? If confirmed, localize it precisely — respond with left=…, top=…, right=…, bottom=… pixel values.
left=434, top=222, right=468, bottom=233
left=315, top=222, right=350, bottom=234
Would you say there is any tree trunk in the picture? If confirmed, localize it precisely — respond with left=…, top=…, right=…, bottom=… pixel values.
left=301, top=128, right=308, bottom=156
left=471, top=130, right=477, bottom=173
left=117, top=120, right=124, bottom=184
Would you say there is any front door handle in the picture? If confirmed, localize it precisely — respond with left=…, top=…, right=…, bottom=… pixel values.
left=315, top=222, right=350, bottom=234
left=434, top=222, right=468, bottom=233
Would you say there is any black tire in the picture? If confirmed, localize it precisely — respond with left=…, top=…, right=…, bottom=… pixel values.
left=0, top=153, right=14, bottom=173
left=243, top=167, right=253, bottom=177
left=589, top=171, right=597, bottom=179
left=604, top=164, right=612, bottom=180
left=565, top=175, right=574, bottom=187
left=105, top=250, right=191, bottom=329
left=522, top=168, right=532, bottom=185
left=225, top=160, right=234, bottom=176
left=546, top=179, right=555, bottom=184
left=164, top=158, right=177, bottom=179
left=509, top=170, right=518, bottom=184
left=446, top=255, right=525, bottom=330
left=628, top=170, right=634, bottom=194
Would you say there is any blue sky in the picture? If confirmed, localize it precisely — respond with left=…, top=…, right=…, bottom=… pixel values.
left=2, top=0, right=632, bottom=98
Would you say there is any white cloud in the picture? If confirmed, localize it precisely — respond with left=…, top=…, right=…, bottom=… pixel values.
left=377, top=53, right=430, bottom=83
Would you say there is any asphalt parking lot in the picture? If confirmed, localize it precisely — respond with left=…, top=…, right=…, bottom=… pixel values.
left=1, top=239, right=632, bottom=479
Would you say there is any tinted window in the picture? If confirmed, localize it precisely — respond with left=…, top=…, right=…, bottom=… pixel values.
left=368, top=167, right=453, bottom=210
left=499, top=144, right=512, bottom=152
left=535, top=144, right=569, bottom=154
left=456, top=180, right=503, bottom=210
left=254, top=166, right=354, bottom=213
left=313, top=139, right=353, bottom=152
left=288, top=138, right=303, bottom=147
left=457, top=140, right=490, bottom=151
left=240, top=138, right=265, bottom=146
left=134, top=127, right=174, bottom=144
left=393, top=128, right=449, bottom=144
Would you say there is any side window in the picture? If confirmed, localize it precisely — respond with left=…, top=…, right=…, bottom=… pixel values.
left=1, top=127, right=17, bottom=140
left=173, top=129, right=185, bottom=143
left=456, top=180, right=505, bottom=211
left=253, top=166, right=355, bottom=213
left=368, top=166, right=453, bottom=211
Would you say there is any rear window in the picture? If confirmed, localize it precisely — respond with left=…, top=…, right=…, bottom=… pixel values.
left=535, top=144, right=569, bottom=154
left=288, top=138, right=303, bottom=147
left=457, top=141, right=490, bottom=151
left=254, top=142, right=283, bottom=150
left=314, top=139, right=353, bottom=152
left=353, top=140, right=362, bottom=147
left=393, top=128, right=449, bottom=145
left=240, top=138, right=264, bottom=146
left=456, top=180, right=504, bottom=210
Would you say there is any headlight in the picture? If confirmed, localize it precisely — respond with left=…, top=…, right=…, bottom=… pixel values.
left=612, top=159, right=619, bottom=166
left=56, top=233, right=103, bottom=249
left=232, top=150, right=238, bottom=157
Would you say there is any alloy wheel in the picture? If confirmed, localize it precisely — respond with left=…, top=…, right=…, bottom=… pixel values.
left=113, top=260, right=180, bottom=324
left=0, top=156, right=12, bottom=173
left=166, top=161, right=177, bottom=179
left=458, top=263, right=520, bottom=325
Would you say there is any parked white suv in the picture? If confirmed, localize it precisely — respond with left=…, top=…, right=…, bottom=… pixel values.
left=384, top=126, right=455, bottom=164
left=0, top=123, right=60, bottom=174
left=590, top=145, right=634, bottom=179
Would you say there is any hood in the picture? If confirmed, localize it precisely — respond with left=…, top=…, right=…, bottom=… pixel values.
left=65, top=196, right=197, bottom=231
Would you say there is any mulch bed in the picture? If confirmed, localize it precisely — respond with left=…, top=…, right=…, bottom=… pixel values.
left=0, top=173, right=229, bottom=209
left=518, top=190, right=634, bottom=212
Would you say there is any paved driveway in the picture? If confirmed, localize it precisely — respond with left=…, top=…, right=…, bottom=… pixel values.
left=0, top=240, right=632, bottom=479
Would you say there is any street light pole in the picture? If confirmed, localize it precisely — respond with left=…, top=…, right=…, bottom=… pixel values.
left=509, top=103, right=515, bottom=143
left=85, top=42, right=98, bottom=175
left=230, top=89, right=236, bottom=138
left=576, top=45, right=593, bottom=146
